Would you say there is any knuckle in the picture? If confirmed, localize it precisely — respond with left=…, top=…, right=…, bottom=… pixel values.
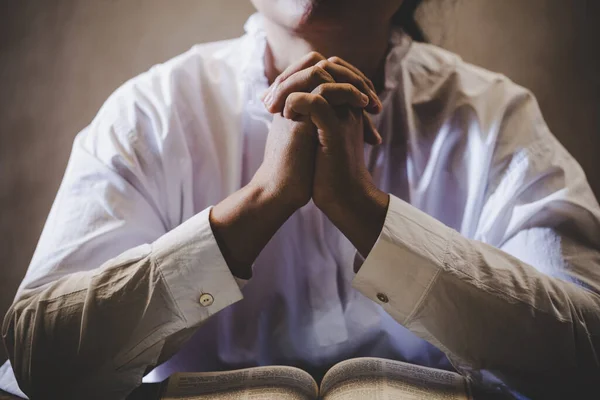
left=308, top=51, right=325, bottom=62
left=308, top=66, right=320, bottom=79
left=310, top=66, right=328, bottom=82
left=284, top=92, right=297, bottom=104
left=312, top=84, right=326, bottom=96
left=309, top=94, right=326, bottom=107
left=338, top=83, right=357, bottom=97
left=316, top=59, right=330, bottom=70
left=285, top=94, right=302, bottom=112
left=313, top=83, right=332, bottom=96
left=290, top=92, right=306, bottom=105
left=341, top=83, right=356, bottom=92
left=328, top=56, right=342, bottom=64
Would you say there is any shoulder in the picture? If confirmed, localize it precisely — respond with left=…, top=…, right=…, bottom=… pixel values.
left=402, top=42, right=555, bottom=152
left=78, top=35, right=252, bottom=161
left=94, top=35, right=249, bottom=134
left=403, top=43, right=600, bottom=241
left=403, top=42, right=578, bottom=170
left=403, top=42, right=526, bottom=114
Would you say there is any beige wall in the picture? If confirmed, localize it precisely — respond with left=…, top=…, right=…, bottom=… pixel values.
left=0, top=0, right=256, bottom=363
left=418, top=0, right=599, bottom=195
left=0, top=0, right=598, bottom=363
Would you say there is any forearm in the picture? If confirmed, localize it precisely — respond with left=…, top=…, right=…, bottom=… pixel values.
left=317, top=178, right=389, bottom=259
left=210, top=181, right=301, bottom=279
left=351, top=196, right=600, bottom=396
left=2, top=209, right=243, bottom=399
left=421, top=235, right=600, bottom=394
left=4, top=255, right=169, bottom=398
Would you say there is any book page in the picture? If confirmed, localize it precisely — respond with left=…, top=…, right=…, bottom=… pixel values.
left=320, top=358, right=470, bottom=400
left=161, top=366, right=318, bottom=400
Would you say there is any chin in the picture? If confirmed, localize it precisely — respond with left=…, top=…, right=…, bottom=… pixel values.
left=252, top=0, right=357, bottom=32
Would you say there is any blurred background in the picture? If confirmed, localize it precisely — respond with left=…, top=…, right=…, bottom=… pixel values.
left=0, top=0, right=598, bottom=364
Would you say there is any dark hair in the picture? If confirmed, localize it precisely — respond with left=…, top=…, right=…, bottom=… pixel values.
left=392, top=0, right=426, bottom=42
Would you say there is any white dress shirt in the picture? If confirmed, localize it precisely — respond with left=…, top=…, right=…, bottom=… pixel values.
left=2, top=14, right=600, bottom=399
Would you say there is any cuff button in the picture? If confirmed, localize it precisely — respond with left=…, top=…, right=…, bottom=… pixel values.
left=376, top=293, right=389, bottom=303
left=199, top=293, right=214, bottom=307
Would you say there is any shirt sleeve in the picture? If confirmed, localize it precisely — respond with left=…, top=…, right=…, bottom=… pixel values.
left=1, top=81, right=243, bottom=399
left=352, top=89, right=600, bottom=398
left=352, top=195, right=600, bottom=397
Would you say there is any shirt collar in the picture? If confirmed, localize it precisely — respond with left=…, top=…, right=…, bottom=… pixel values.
left=383, top=27, right=412, bottom=93
left=243, top=12, right=266, bottom=38
left=242, top=13, right=412, bottom=95
left=242, top=13, right=412, bottom=128
left=242, top=13, right=268, bottom=88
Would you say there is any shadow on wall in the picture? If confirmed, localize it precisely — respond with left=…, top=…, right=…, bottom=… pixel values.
left=0, top=0, right=598, bottom=364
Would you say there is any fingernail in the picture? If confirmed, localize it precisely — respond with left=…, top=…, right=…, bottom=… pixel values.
left=360, top=93, right=369, bottom=106
left=263, top=91, right=273, bottom=107
left=368, top=89, right=381, bottom=108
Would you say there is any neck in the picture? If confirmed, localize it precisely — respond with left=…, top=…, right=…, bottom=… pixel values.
left=263, top=18, right=392, bottom=91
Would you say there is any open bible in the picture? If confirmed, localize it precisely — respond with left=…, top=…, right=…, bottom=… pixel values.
left=160, top=357, right=471, bottom=400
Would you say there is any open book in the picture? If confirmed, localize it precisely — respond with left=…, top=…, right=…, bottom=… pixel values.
left=160, top=357, right=471, bottom=400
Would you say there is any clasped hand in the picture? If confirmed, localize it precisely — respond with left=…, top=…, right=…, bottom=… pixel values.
left=211, top=52, right=390, bottom=276
left=251, top=52, right=390, bottom=256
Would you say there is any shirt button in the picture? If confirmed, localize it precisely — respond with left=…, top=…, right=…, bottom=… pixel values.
left=199, top=293, right=214, bottom=307
left=376, top=293, right=389, bottom=303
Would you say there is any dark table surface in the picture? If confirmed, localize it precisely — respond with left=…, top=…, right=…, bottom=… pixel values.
left=0, top=383, right=164, bottom=400
left=0, top=390, right=21, bottom=400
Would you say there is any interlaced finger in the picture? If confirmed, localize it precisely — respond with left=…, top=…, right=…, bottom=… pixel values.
left=264, top=53, right=382, bottom=114
left=262, top=51, right=325, bottom=102
left=311, top=83, right=369, bottom=108
left=282, top=92, right=337, bottom=138
left=264, top=65, right=335, bottom=113
left=328, top=56, right=376, bottom=92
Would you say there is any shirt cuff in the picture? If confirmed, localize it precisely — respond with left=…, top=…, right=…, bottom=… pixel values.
left=352, top=195, right=452, bottom=325
left=151, top=207, right=243, bottom=328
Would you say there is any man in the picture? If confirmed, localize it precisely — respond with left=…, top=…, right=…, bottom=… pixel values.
left=2, top=1, right=600, bottom=398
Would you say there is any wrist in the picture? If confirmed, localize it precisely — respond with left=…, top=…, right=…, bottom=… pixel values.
left=317, top=178, right=389, bottom=257
left=246, top=179, right=302, bottom=215
left=314, top=171, right=374, bottom=216
left=249, top=170, right=311, bottom=213
left=210, top=182, right=299, bottom=280
left=320, top=182, right=387, bottom=227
